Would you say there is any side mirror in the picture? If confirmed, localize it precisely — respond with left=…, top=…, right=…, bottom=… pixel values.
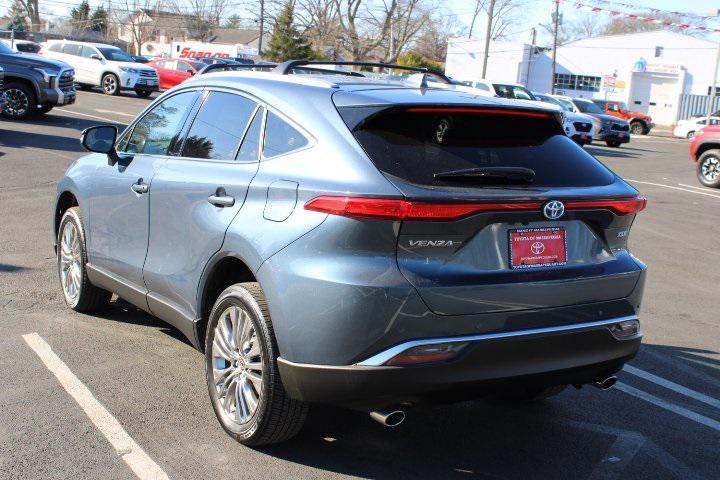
left=81, top=125, right=119, bottom=164
left=189, top=70, right=195, bottom=76
left=90, top=54, right=102, bottom=61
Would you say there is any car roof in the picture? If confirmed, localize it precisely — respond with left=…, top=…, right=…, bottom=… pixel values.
left=51, top=40, right=120, bottom=49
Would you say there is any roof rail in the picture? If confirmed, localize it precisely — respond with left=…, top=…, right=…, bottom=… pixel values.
left=272, top=60, right=451, bottom=84
left=197, top=63, right=278, bottom=75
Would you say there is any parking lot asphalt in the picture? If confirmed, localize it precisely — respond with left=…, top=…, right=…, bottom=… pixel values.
left=0, top=90, right=718, bottom=480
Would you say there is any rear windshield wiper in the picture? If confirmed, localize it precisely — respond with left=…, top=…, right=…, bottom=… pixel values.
left=434, top=167, right=535, bottom=183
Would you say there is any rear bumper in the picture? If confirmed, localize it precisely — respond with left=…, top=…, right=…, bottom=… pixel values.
left=595, top=131, right=630, bottom=143
left=278, top=317, right=641, bottom=409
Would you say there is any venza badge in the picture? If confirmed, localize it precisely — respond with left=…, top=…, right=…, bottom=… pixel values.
left=543, top=200, right=565, bottom=220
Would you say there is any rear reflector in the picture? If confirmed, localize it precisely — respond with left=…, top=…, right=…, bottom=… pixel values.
left=405, top=107, right=552, bottom=119
left=385, top=342, right=468, bottom=366
left=304, top=196, right=647, bottom=220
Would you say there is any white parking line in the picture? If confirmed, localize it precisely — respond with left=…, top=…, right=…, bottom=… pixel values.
left=22, top=333, right=169, bottom=480
left=615, top=382, right=720, bottom=432
left=55, top=108, right=124, bottom=123
left=625, top=179, right=720, bottom=199
left=624, top=365, right=720, bottom=410
left=95, top=109, right=136, bottom=118
left=678, top=183, right=720, bottom=193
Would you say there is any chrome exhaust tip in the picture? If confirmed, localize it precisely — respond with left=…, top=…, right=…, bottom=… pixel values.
left=591, top=376, right=617, bottom=390
left=369, top=408, right=406, bottom=427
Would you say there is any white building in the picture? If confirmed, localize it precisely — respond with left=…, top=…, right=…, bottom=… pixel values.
left=445, top=31, right=720, bottom=126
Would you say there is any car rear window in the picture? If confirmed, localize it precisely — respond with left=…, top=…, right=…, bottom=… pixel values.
left=341, top=106, right=615, bottom=188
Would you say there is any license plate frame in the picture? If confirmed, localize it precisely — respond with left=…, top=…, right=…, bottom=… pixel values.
left=508, top=227, right=567, bottom=270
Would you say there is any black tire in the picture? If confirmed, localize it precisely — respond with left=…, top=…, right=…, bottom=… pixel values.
left=37, top=103, right=54, bottom=114
left=101, top=73, right=120, bottom=95
left=2, top=82, right=37, bottom=120
left=697, top=149, right=720, bottom=188
left=630, top=121, right=646, bottom=135
left=57, top=207, right=112, bottom=312
left=499, top=385, right=567, bottom=402
left=686, top=131, right=696, bottom=139
left=135, top=89, right=152, bottom=98
left=606, top=140, right=622, bottom=148
left=205, top=282, right=308, bottom=446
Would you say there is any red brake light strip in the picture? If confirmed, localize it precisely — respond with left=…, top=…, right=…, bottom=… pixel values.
left=304, top=196, right=646, bottom=221
left=405, top=107, right=552, bottom=119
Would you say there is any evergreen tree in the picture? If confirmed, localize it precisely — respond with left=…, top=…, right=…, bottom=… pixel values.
left=224, top=14, right=243, bottom=29
left=70, top=0, right=91, bottom=32
left=90, top=6, right=108, bottom=34
left=264, top=2, right=314, bottom=62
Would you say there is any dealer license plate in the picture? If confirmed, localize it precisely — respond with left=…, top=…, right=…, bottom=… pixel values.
left=509, top=227, right=567, bottom=269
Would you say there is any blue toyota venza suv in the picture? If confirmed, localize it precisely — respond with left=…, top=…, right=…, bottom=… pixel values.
left=53, top=61, right=647, bottom=445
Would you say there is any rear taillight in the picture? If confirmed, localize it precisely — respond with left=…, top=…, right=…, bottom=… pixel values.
left=304, top=196, right=542, bottom=221
left=304, top=196, right=647, bottom=220
left=565, top=197, right=647, bottom=215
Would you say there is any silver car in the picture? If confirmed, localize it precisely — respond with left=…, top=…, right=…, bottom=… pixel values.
left=53, top=61, right=647, bottom=445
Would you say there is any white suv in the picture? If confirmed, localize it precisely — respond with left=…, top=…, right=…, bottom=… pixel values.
left=42, top=41, right=158, bottom=97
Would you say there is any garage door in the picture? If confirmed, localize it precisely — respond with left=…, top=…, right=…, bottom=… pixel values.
left=630, top=73, right=679, bottom=126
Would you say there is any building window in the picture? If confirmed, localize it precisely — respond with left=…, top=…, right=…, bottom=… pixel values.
left=655, top=46, right=664, bottom=58
left=553, top=74, right=601, bottom=92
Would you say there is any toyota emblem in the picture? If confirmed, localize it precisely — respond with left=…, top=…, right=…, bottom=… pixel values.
left=531, top=242, right=545, bottom=255
left=543, top=200, right=565, bottom=220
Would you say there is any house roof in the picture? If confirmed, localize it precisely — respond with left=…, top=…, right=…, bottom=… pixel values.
left=211, top=28, right=264, bottom=45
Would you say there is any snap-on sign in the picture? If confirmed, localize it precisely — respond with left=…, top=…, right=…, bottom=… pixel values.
left=179, top=48, right=231, bottom=59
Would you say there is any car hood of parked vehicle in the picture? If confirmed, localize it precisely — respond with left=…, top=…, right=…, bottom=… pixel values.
left=586, top=112, right=628, bottom=124
left=6, top=52, right=72, bottom=70
left=110, top=60, right=156, bottom=72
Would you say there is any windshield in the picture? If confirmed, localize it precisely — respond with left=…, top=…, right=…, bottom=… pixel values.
left=556, top=98, right=577, bottom=112
left=0, top=42, right=18, bottom=54
left=575, top=100, right=603, bottom=114
left=618, top=102, right=629, bottom=111
left=98, top=48, right=134, bottom=62
left=493, top=84, right=535, bottom=101
left=536, top=95, right=567, bottom=111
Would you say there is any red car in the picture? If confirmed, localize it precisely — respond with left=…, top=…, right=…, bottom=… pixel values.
left=593, top=100, right=654, bottom=136
left=147, top=58, right=205, bottom=90
left=689, top=125, right=720, bottom=188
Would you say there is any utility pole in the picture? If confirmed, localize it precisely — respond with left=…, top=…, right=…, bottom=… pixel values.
left=525, top=27, right=536, bottom=87
left=258, top=0, right=265, bottom=57
left=550, top=0, right=560, bottom=94
left=707, top=10, right=720, bottom=118
left=481, top=0, right=496, bottom=79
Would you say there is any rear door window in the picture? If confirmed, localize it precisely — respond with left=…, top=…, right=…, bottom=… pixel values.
left=341, top=106, right=615, bottom=188
left=182, top=91, right=257, bottom=160
left=262, top=112, right=309, bottom=158
left=61, top=44, right=81, bottom=55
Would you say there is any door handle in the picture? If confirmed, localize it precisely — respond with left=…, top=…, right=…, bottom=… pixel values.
left=131, top=179, right=148, bottom=194
left=208, top=187, right=235, bottom=207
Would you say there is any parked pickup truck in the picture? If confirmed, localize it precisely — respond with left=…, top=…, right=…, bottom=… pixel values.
left=592, top=100, right=654, bottom=135
left=0, top=41, right=76, bottom=120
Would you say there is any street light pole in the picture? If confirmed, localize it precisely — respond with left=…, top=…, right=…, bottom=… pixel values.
left=550, top=0, right=560, bottom=94
left=258, top=0, right=265, bottom=57
left=707, top=37, right=720, bottom=119
left=481, top=0, right=496, bottom=79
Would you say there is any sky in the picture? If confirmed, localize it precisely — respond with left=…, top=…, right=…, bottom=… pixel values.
left=4, top=0, right=720, bottom=45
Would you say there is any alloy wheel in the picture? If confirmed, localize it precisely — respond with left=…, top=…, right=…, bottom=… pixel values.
left=103, top=75, right=117, bottom=94
left=59, top=221, right=82, bottom=302
left=211, top=305, right=264, bottom=427
left=630, top=123, right=644, bottom=135
left=3, top=88, right=29, bottom=118
left=700, top=156, right=720, bottom=182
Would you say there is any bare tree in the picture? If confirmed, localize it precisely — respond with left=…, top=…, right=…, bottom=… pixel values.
left=115, top=0, right=162, bottom=54
left=14, top=0, right=40, bottom=31
left=170, top=0, right=230, bottom=41
left=468, top=0, right=521, bottom=40
left=414, top=13, right=464, bottom=63
left=380, top=0, right=430, bottom=63
left=295, top=0, right=341, bottom=52
left=603, top=11, right=705, bottom=37
left=333, top=0, right=396, bottom=61
left=468, top=0, right=486, bottom=39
